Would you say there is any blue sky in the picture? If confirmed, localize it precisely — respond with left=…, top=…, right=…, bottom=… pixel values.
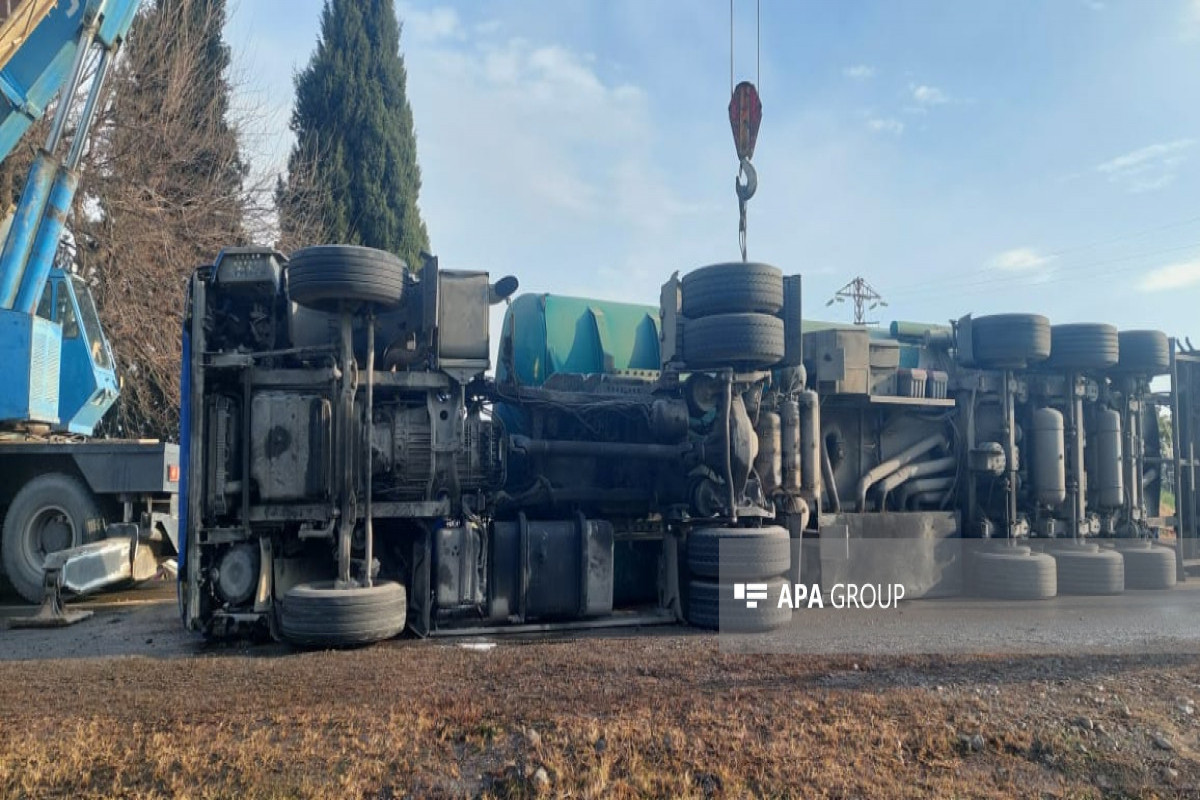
left=227, top=0, right=1200, bottom=336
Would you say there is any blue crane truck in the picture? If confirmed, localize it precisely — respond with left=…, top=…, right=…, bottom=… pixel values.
left=0, top=0, right=178, bottom=615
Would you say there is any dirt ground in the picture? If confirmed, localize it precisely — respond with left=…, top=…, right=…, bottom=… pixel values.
left=2, top=586, right=1200, bottom=798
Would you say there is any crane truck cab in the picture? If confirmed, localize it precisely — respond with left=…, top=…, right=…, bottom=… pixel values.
left=33, top=268, right=119, bottom=434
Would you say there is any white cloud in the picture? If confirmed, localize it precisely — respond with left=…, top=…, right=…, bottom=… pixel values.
left=399, top=5, right=463, bottom=43
left=989, top=247, right=1053, bottom=272
left=1082, top=0, right=1105, bottom=10
left=867, top=117, right=904, bottom=135
left=393, top=18, right=716, bottom=309
left=910, top=84, right=949, bottom=106
left=843, top=65, right=875, bottom=80
left=1096, top=139, right=1195, bottom=193
left=1139, top=260, right=1200, bottom=292
left=409, top=37, right=649, bottom=219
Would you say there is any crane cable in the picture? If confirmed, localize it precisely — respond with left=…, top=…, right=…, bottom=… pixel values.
left=730, top=0, right=761, bottom=94
left=729, top=0, right=762, bottom=261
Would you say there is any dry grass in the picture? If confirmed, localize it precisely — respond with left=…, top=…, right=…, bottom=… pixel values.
left=1, top=638, right=1198, bottom=798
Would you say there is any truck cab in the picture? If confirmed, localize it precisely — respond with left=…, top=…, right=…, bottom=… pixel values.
left=34, top=269, right=119, bottom=434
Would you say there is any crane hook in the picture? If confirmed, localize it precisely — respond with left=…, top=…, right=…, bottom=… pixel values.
left=735, top=157, right=757, bottom=202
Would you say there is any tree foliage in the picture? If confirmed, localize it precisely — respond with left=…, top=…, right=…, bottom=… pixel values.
left=277, top=0, right=429, bottom=269
left=73, top=0, right=247, bottom=438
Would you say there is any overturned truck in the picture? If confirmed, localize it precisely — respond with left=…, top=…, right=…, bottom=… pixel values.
left=180, top=248, right=1181, bottom=645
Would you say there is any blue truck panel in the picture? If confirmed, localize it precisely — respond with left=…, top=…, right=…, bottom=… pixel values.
left=0, top=307, right=59, bottom=423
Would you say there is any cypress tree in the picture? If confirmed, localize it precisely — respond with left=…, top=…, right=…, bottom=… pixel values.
left=278, top=0, right=429, bottom=269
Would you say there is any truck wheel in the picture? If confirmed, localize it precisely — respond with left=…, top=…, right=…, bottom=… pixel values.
left=686, top=577, right=791, bottom=632
left=681, top=262, right=784, bottom=317
left=970, top=314, right=1051, bottom=369
left=683, top=313, right=785, bottom=369
left=1, top=474, right=105, bottom=603
left=1050, top=544, right=1124, bottom=595
left=687, top=525, right=790, bottom=580
left=278, top=580, right=407, bottom=647
left=1115, top=330, right=1170, bottom=375
left=1044, top=324, right=1119, bottom=371
left=972, top=548, right=1057, bottom=600
left=287, top=245, right=407, bottom=311
left=1117, top=541, right=1176, bottom=589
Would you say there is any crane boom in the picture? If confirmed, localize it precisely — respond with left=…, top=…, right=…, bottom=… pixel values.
left=0, top=0, right=136, bottom=433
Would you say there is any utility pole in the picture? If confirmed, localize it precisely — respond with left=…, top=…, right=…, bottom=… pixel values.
left=826, top=276, right=887, bottom=325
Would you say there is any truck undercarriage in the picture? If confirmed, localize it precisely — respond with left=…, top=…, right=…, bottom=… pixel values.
left=182, top=246, right=1186, bottom=647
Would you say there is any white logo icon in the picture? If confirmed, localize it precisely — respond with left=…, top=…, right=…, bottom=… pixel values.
left=733, top=582, right=769, bottom=608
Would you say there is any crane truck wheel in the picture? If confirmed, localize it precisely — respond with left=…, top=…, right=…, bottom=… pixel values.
left=1044, top=323, right=1120, bottom=371
left=687, top=525, right=791, bottom=580
left=681, top=262, right=784, bottom=317
left=278, top=580, right=407, bottom=647
left=971, top=314, right=1052, bottom=369
left=287, top=245, right=407, bottom=311
left=972, top=549, right=1057, bottom=600
left=683, top=312, right=785, bottom=369
left=1116, top=541, right=1177, bottom=590
left=685, top=577, right=792, bottom=632
left=1, top=473, right=105, bottom=603
left=1050, top=545, right=1124, bottom=595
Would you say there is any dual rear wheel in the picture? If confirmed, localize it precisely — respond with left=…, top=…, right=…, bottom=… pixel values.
left=685, top=525, right=792, bottom=632
left=680, top=263, right=786, bottom=369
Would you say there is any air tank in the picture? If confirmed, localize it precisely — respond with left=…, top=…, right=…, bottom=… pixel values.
left=780, top=399, right=802, bottom=493
left=798, top=391, right=821, bottom=493
left=1093, top=407, right=1124, bottom=508
left=755, top=411, right=782, bottom=495
left=1031, top=407, right=1066, bottom=507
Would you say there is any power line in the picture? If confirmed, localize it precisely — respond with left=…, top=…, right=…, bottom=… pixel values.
left=884, top=211, right=1200, bottom=300
left=885, top=238, right=1200, bottom=302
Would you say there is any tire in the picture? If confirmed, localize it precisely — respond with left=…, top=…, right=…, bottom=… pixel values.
left=279, top=580, right=407, bottom=647
left=681, top=262, right=784, bottom=317
left=287, top=245, right=406, bottom=311
left=686, top=577, right=792, bottom=632
left=1045, top=323, right=1119, bottom=371
left=971, top=314, right=1051, bottom=369
left=972, top=549, right=1057, bottom=600
left=688, top=525, right=791, bottom=580
left=1, top=474, right=105, bottom=603
left=683, top=313, right=785, bottom=369
left=1115, top=330, right=1170, bottom=376
left=1117, top=542, right=1176, bottom=590
left=1049, top=544, right=1124, bottom=595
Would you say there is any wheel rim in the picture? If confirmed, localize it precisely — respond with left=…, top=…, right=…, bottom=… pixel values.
left=20, top=504, right=75, bottom=569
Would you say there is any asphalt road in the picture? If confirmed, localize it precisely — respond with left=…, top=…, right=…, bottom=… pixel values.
left=3, top=577, right=1200, bottom=661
